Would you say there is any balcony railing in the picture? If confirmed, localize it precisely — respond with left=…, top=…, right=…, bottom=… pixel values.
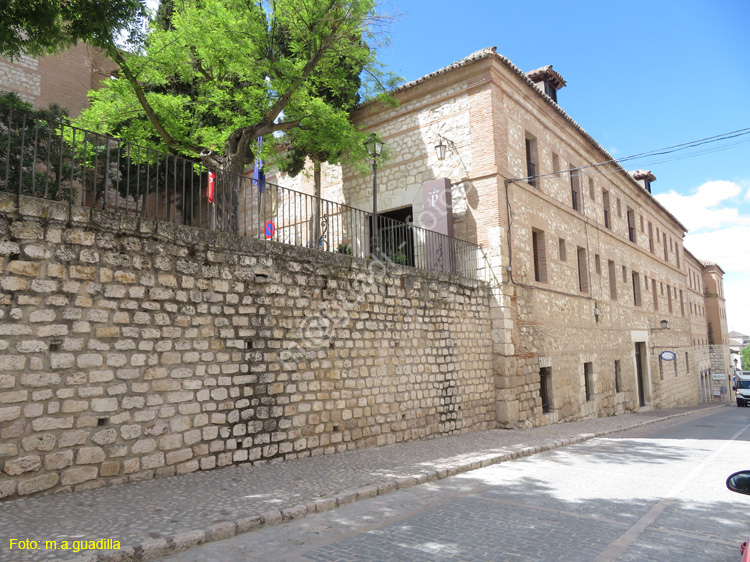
left=526, top=160, right=536, bottom=187
left=1, top=106, right=484, bottom=280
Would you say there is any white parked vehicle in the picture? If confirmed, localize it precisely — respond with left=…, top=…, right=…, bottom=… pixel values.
left=734, top=372, right=750, bottom=407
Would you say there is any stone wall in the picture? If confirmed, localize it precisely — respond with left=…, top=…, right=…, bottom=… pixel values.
left=0, top=55, right=41, bottom=106
left=0, top=193, right=494, bottom=499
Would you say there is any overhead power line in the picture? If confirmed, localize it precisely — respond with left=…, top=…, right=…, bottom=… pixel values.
left=516, top=126, right=750, bottom=185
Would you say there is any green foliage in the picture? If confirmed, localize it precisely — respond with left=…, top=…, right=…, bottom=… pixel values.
left=0, top=92, right=74, bottom=201
left=337, top=243, right=353, bottom=255
left=389, top=251, right=408, bottom=265
left=0, top=0, right=148, bottom=59
left=743, top=346, right=750, bottom=371
left=76, top=0, right=401, bottom=176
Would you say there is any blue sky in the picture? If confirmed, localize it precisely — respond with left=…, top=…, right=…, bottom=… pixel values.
left=377, top=0, right=750, bottom=335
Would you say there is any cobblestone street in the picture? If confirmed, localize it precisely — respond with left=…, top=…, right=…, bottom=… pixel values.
left=156, top=405, right=750, bottom=562
left=0, top=403, right=733, bottom=561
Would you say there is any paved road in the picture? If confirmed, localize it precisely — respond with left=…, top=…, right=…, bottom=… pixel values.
left=158, top=407, right=750, bottom=562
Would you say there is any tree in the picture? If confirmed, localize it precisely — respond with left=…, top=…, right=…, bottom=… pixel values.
left=276, top=32, right=365, bottom=246
left=743, top=346, right=750, bottom=371
left=76, top=0, right=398, bottom=181
left=0, top=0, right=148, bottom=59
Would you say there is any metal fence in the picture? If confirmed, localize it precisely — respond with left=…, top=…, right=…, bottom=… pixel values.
left=0, top=106, right=483, bottom=279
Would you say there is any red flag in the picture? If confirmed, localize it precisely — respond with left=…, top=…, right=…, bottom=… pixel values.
left=207, top=171, right=215, bottom=203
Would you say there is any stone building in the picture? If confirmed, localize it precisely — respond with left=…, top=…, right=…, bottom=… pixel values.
left=277, top=46, right=730, bottom=426
left=0, top=46, right=734, bottom=500
left=0, top=43, right=116, bottom=116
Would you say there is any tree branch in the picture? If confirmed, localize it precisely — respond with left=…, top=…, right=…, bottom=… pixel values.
left=110, top=48, right=204, bottom=156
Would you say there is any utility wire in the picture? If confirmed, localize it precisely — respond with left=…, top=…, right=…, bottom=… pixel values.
left=516, top=126, right=750, bottom=185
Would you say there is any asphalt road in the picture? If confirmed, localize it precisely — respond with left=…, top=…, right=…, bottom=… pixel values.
left=158, top=407, right=750, bottom=562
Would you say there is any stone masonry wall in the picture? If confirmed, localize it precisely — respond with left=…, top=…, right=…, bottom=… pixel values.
left=0, top=193, right=495, bottom=499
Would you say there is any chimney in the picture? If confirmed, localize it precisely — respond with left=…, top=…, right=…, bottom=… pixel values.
left=526, top=65, right=566, bottom=103
left=629, top=170, right=656, bottom=193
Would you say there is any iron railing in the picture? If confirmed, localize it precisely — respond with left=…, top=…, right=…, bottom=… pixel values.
left=0, top=106, right=483, bottom=279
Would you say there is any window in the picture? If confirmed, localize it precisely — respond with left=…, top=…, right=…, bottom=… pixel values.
left=685, top=352, right=690, bottom=373
left=552, top=152, right=560, bottom=173
left=584, top=362, right=593, bottom=401
left=632, top=271, right=641, bottom=306
left=663, top=235, right=669, bottom=261
left=667, top=284, right=672, bottom=313
left=680, top=290, right=684, bottom=316
left=595, top=254, right=601, bottom=275
left=577, top=246, right=589, bottom=293
left=659, top=357, right=664, bottom=380
left=648, top=222, right=654, bottom=253
left=589, top=178, right=595, bottom=201
left=525, top=135, right=538, bottom=187
left=558, top=238, right=567, bottom=261
left=616, top=198, right=622, bottom=218
left=570, top=169, right=581, bottom=211
left=674, top=358, right=678, bottom=377
left=652, top=279, right=658, bottom=310
left=608, top=260, right=617, bottom=300
left=532, top=228, right=547, bottom=283
left=614, top=360, right=622, bottom=393
left=539, top=367, right=552, bottom=413
left=627, top=207, right=636, bottom=243
left=602, top=190, right=611, bottom=229
left=622, top=265, right=627, bottom=283
left=640, top=215, right=644, bottom=233
left=675, top=248, right=680, bottom=268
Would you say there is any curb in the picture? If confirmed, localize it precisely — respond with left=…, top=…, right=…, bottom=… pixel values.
left=73, top=404, right=727, bottom=562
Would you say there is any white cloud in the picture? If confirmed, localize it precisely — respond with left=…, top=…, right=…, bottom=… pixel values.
left=684, top=227, right=750, bottom=275
left=658, top=180, right=750, bottom=335
left=655, top=180, right=748, bottom=232
left=725, top=278, right=750, bottom=336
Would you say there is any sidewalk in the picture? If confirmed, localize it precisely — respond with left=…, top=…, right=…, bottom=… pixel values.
left=0, top=403, right=726, bottom=562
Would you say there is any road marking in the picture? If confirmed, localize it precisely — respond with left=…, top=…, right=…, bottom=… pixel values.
left=593, top=423, right=750, bottom=562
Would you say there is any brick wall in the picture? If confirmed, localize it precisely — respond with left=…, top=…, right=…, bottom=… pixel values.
left=0, top=193, right=495, bottom=499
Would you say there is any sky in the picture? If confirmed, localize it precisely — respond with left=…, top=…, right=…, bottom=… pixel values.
left=375, top=0, right=750, bottom=335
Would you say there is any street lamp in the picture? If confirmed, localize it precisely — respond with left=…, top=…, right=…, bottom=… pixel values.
left=434, top=135, right=455, bottom=161
left=660, top=319, right=669, bottom=330
left=365, top=134, right=384, bottom=256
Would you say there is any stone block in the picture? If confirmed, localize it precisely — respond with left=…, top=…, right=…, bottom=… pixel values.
left=92, top=428, right=117, bottom=445
left=0, top=355, right=26, bottom=371
left=21, top=373, right=61, bottom=387
left=96, top=326, right=121, bottom=338
left=7, top=260, right=41, bottom=277
left=21, top=433, right=56, bottom=452
left=0, top=276, right=29, bottom=291
left=61, top=466, right=98, bottom=486
left=0, top=390, right=28, bottom=404
left=44, top=450, right=74, bottom=470
left=59, top=430, right=90, bottom=447
left=4, top=455, right=41, bottom=476
left=76, top=447, right=105, bottom=464
left=141, top=452, right=165, bottom=469
left=18, top=473, right=59, bottom=495
left=50, top=353, right=75, bottom=369
left=91, top=398, right=118, bottom=412
left=131, top=438, right=156, bottom=454
left=0, top=443, right=18, bottom=457
left=31, top=417, right=73, bottom=431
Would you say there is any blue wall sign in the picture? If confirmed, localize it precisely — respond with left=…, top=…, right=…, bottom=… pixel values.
left=659, top=351, right=676, bottom=361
